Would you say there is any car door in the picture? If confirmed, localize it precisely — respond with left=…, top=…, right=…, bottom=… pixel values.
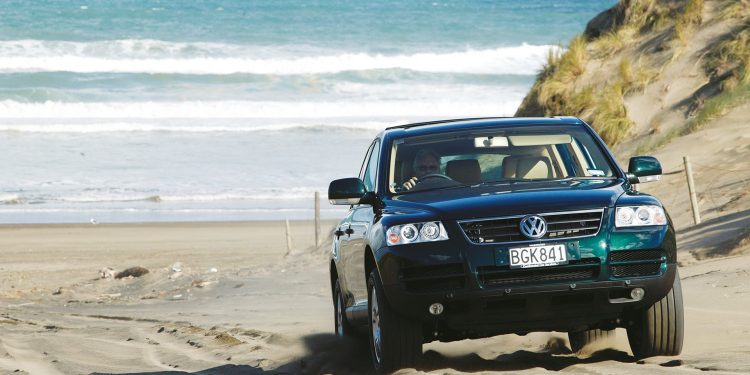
left=332, top=207, right=353, bottom=286
left=344, top=139, right=380, bottom=303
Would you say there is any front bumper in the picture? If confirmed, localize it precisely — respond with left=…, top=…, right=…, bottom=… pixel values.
left=384, top=264, right=675, bottom=340
left=375, top=223, right=676, bottom=341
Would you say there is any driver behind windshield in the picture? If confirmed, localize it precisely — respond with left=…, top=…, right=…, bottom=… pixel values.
left=403, top=148, right=440, bottom=190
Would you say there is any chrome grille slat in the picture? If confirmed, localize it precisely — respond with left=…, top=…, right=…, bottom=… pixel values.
left=548, top=225, right=600, bottom=232
left=546, top=218, right=600, bottom=225
left=459, top=209, right=604, bottom=245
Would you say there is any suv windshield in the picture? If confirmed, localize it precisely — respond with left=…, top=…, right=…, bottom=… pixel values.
left=388, top=125, right=617, bottom=194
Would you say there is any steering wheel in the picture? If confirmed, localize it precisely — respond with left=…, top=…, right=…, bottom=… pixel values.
left=418, top=173, right=455, bottom=182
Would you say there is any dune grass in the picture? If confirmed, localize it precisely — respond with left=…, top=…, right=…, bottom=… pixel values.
left=638, top=22, right=750, bottom=154
left=683, top=83, right=750, bottom=133
left=674, top=0, right=704, bottom=46
left=619, top=58, right=660, bottom=94
left=517, top=30, right=639, bottom=146
left=617, top=0, right=664, bottom=33
left=721, top=0, right=749, bottom=19
left=523, top=35, right=589, bottom=117
left=557, top=35, right=588, bottom=81
left=704, top=23, right=750, bottom=85
left=520, top=0, right=747, bottom=153
left=637, top=22, right=750, bottom=154
left=588, top=83, right=636, bottom=146
left=592, top=25, right=638, bottom=58
left=636, top=82, right=750, bottom=154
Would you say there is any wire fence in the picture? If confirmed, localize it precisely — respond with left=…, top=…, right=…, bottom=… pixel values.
left=659, top=158, right=750, bottom=224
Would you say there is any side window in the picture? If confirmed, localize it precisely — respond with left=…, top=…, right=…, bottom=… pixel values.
left=362, top=140, right=380, bottom=192
left=358, top=142, right=375, bottom=180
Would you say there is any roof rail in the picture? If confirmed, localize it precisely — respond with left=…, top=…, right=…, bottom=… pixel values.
left=385, top=116, right=512, bottom=130
left=552, top=116, right=583, bottom=122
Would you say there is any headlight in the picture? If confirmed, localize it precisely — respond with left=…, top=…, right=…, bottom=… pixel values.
left=386, top=221, right=449, bottom=245
left=615, top=205, right=667, bottom=227
left=400, top=224, right=418, bottom=243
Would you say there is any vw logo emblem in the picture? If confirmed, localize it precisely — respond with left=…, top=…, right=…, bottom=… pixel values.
left=520, top=215, right=547, bottom=239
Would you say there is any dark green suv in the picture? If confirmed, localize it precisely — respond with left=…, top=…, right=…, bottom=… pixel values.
left=328, top=117, right=683, bottom=373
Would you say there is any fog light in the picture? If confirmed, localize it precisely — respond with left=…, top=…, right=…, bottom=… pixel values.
left=428, top=303, right=444, bottom=315
left=630, top=288, right=645, bottom=301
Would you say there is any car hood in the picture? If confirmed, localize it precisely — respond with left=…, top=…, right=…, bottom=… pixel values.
left=385, top=179, right=625, bottom=220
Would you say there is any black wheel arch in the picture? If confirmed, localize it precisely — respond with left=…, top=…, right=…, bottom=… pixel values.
left=365, top=245, right=377, bottom=283
left=330, top=260, right=339, bottom=304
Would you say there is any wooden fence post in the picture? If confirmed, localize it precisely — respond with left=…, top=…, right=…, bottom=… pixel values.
left=285, top=219, right=293, bottom=252
left=683, top=156, right=701, bottom=225
left=315, top=191, right=321, bottom=247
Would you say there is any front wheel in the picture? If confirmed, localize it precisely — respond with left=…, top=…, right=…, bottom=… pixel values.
left=333, top=279, right=356, bottom=338
left=627, top=270, right=685, bottom=358
left=368, top=268, right=422, bottom=373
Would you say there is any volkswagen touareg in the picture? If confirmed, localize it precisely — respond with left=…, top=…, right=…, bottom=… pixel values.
left=328, top=117, right=683, bottom=372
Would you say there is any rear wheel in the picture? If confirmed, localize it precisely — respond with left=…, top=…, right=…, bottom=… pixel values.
left=627, top=270, right=684, bottom=358
left=368, top=268, right=422, bottom=373
left=333, top=279, right=355, bottom=337
left=568, top=328, right=615, bottom=353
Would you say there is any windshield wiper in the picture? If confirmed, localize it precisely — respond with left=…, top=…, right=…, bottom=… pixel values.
left=479, top=176, right=616, bottom=186
left=477, top=178, right=540, bottom=185
left=566, top=176, right=616, bottom=179
left=396, top=183, right=469, bottom=195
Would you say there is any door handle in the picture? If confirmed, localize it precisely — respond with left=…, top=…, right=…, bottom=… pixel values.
left=334, top=229, right=345, bottom=238
left=345, top=228, right=354, bottom=235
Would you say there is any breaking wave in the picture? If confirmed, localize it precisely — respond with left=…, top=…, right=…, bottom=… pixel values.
left=0, top=39, right=559, bottom=75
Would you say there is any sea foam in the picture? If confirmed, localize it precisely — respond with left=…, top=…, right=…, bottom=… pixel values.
left=0, top=39, right=559, bottom=75
left=0, top=99, right=521, bottom=121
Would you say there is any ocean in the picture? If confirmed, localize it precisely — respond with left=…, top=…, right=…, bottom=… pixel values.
left=0, top=0, right=615, bottom=223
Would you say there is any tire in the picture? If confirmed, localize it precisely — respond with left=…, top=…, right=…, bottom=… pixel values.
left=334, top=279, right=356, bottom=338
left=627, top=270, right=685, bottom=358
left=568, top=328, right=615, bottom=353
left=367, top=268, right=422, bottom=373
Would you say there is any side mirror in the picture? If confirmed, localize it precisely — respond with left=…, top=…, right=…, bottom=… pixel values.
left=627, top=156, right=662, bottom=184
left=328, top=178, right=366, bottom=205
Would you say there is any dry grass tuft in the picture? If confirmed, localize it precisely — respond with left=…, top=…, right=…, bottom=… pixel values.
left=674, top=0, right=705, bottom=46
left=518, top=35, right=589, bottom=117
left=619, top=58, right=660, bottom=94
left=721, top=0, right=750, bottom=19
left=621, top=0, right=661, bottom=32
left=683, top=83, right=750, bottom=134
left=592, top=25, right=639, bottom=58
left=705, top=22, right=750, bottom=85
left=587, top=83, right=636, bottom=145
left=561, top=35, right=589, bottom=80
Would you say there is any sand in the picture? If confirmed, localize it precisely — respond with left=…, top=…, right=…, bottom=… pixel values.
left=0, top=216, right=749, bottom=375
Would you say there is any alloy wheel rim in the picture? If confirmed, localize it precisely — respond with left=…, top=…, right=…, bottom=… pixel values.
left=336, top=290, right=344, bottom=336
left=371, top=286, right=382, bottom=364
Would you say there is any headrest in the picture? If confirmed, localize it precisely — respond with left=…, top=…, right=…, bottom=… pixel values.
left=502, top=156, right=521, bottom=178
left=516, top=156, right=552, bottom=179
left=446, top=159, right=481, bottom=185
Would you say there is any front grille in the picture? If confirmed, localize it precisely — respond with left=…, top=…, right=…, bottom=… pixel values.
left=610, top=250, right=664, bottom=262
left=477, top=258, right=600, bottom=287
left=400, top=263, right=465, bottom=293
left=609, top=250, right=665, bottom=278
left=460, top=209, right=603, bottom=244
left=611, top=263, right=662, bottom=277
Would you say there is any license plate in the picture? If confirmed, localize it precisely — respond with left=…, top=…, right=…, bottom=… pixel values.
left=508, top=244, right=567, bottom=269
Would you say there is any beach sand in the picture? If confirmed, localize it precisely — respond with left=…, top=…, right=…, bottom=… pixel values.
left=1, top=218, right=749, bottom=374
